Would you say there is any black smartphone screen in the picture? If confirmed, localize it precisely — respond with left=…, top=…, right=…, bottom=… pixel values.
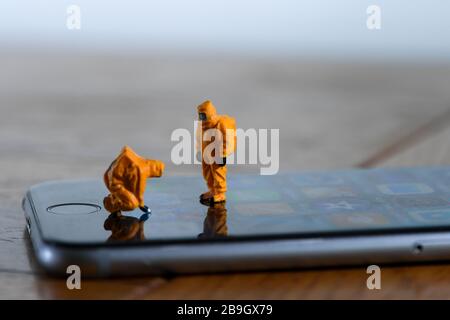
left=28, top=166, right=450, bottom=245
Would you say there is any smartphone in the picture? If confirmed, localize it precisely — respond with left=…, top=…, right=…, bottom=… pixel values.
left=23, top=166, right=450, bottom=277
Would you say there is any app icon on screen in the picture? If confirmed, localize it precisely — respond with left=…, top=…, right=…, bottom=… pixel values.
left=394, top=196, right=449, bottom=209
left=409, top=209, right=450, bottom=224
left=329, top=212, right=389, bottom=228
left=290, top=174, right=344, bottom=186
left=312, top=198, right=375, bottom=212
left=234, top=202, right=295, bottom=216
left=377, top=183, right=434, bottom=195
left=228, top=189, right=281, bottom=202
left=301, top=186, right=356, bottom=199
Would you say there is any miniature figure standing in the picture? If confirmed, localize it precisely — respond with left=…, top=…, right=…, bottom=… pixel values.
left=197, top=100, right=236, bottom=205
left=103, top=146, right=164, bottom=214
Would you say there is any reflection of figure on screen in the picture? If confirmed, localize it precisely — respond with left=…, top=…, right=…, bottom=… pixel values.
left=104, top=212, right=149, bottom=242
left=198, top=202, right=228, bottom=239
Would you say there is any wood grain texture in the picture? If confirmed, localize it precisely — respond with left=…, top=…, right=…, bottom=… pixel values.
left=141, top=264, right=450, bottom=300
left=2, top=52, right=450, bottom=180
left=380, top=126, right=450, bottom=168
left=1, top=51, right=450, bottom=299
left=0, top=273, right=167, bottom=300
left=357, top=108, right=450, bottom=168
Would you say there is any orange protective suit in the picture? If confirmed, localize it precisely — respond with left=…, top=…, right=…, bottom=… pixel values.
left=103, top=146, right=164, bottom=213
left=197, top=100, right=236, bottom=204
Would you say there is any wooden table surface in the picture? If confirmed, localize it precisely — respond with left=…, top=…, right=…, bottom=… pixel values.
left=2, top=51, right=450, bottom=299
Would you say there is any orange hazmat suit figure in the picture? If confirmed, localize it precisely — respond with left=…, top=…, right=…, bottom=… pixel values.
left=197, top=100, right=236, bottom=205
left=103, top=146, right=164, bottom=214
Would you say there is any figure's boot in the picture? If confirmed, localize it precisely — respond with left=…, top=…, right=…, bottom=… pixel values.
left=199, top=191, right=214, bottom=201
left=139, top=205, right=151, bottom=214
left=200, top=190, right=215, bottom=206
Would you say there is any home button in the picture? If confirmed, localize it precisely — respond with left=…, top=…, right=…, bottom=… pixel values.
left=47, top=203, right=101, bottom=215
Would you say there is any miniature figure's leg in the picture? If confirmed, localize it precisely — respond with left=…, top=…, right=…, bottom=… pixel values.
left=200, top=162, right=215, bottom=199
left=212, top=164, right=227, bottom=203
left=205, top=163, right=215, bottom=192
left=104, top=188, right=140, bottom=213
left=104, top=194, right=122, bottom=213
left=115, top=187, right=140, bottom=210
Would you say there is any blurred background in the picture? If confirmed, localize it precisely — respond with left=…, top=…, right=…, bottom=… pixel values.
left=1, top=0, right=450, bottom=189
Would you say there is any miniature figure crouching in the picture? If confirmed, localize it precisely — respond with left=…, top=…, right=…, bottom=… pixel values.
left=103, top=146, right=164, bottom=214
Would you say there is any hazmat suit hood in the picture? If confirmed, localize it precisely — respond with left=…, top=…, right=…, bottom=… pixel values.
left=198, top=100, right=219, bottom=127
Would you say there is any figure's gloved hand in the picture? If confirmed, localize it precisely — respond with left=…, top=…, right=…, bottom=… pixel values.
left=104, top=185, right=140, bottom=213
left=219, top=157, right=226, bottom=167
